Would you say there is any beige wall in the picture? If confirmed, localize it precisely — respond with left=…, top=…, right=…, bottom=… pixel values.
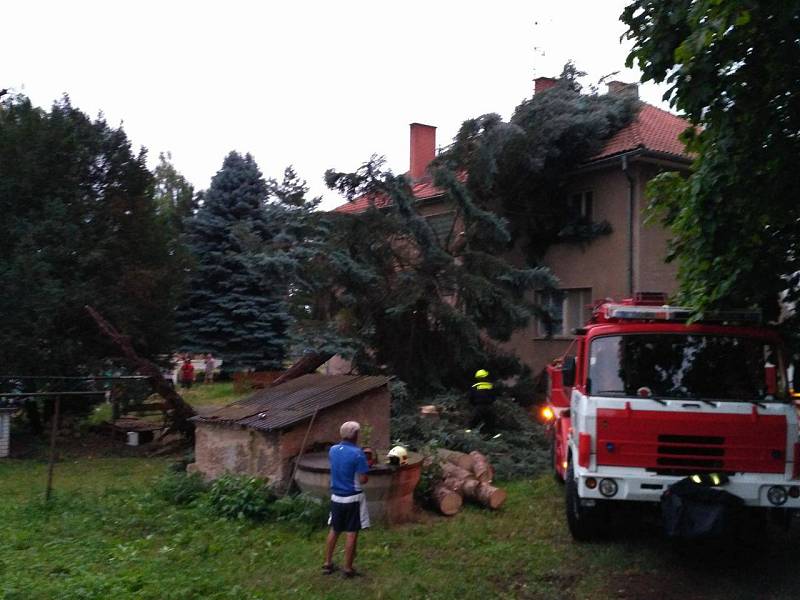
left=502, top=159, right=681, bottom=376
left=189, top=424, right=281, bottom=482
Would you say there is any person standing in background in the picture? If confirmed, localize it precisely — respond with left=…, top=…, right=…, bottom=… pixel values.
left=204, top=353, right=215, bottom=384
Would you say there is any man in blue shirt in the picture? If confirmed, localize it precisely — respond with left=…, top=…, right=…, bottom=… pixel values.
left=323, top=421, right=371, bottom=578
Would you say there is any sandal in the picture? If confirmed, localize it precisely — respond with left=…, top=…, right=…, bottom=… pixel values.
left=322, top=563, right=337, bottom=575
left=343, top=569, right=363, bottom=578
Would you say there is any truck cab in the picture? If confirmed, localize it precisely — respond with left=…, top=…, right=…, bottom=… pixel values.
left=545, top=294, right=800, bottom=540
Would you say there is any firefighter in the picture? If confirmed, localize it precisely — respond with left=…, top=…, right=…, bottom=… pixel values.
left=469, top=369, right=496, bottom=433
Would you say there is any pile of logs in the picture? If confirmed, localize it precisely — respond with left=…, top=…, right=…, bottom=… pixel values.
left=431, top=449, right=507, bottom=516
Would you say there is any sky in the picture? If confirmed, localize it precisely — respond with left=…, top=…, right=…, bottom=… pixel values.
left=5, top=0, right=670, bottom=209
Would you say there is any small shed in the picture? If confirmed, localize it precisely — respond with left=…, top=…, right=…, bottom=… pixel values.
left=188, top=374, right=391, bottom=487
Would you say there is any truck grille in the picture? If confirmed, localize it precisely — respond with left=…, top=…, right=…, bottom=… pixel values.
left=652, top=434, right=725, bottom=474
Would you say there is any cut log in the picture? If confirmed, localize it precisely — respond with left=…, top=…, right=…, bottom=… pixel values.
left=437, top=449, right=474, bottom=471
left=469, top=450, right=494, bottom=483
left=461, top=478, right=480, bottom=498
left=463, top=482, right=506, bottom=510
left=433, top=484, right=463, bottom=516
left=441, top=462, right=474, bottom=481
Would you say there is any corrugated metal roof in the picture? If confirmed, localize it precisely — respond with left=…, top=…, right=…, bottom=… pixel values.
left=192, top=374, right=390, bottom=432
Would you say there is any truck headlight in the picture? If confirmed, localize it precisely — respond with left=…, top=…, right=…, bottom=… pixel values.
left=599, top=478, right=618, bottom=498
left=767, top=486, right=788, bottom=506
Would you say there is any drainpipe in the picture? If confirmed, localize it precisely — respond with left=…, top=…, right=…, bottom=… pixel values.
left=621, top=155, right=635, bottom=296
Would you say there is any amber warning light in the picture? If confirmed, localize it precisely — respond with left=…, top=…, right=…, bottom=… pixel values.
left=540, top=406, right=555, bottom=423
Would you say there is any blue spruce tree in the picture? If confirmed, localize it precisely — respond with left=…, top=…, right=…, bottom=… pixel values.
left=178, top=152, right=289, bottom=371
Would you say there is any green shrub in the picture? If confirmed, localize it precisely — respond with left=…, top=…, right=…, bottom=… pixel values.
left=152, top=471, right=207, bottom=505
left=269, top=493, right=328, bottom=531
left=206, top=474, right=276, bottom=520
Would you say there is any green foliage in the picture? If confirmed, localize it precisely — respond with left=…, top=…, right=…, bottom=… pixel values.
left=269, top=493, right=328, bottom=531
left=152, top=471, right=207, bottom=506
left=392, top=386, right=551, bottom=480
left=0, top=94, right=182, bottom=375
left=205, top=473, right=276, bottom=520
left=304, top=65, right=637, bottom=394
left=622, top=1, right=800, bottom=328
left=178, top=153, right=299, bottom=371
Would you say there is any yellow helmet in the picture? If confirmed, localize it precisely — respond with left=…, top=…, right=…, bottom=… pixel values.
left=475, top=369, right=489, bottom=379
left=387, top=445, right=409, bottom=466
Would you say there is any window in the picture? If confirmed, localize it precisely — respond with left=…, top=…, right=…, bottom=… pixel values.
left=587, top=334, right=786, bottom=400
left=536, top=288, right=592, bottom=337
left=568, top=190, right=593, bottom=220
left=426, top=211, right=456, bottom=245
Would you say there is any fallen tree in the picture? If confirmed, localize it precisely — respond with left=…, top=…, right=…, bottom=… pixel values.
left=86, top=305, right=196, bottom=436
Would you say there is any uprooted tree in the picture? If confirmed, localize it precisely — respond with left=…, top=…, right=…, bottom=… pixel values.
left=291, top=63, right=639, bottom=396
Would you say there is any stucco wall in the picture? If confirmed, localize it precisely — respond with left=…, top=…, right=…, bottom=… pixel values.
left=189, top=423, right=281, bottom=482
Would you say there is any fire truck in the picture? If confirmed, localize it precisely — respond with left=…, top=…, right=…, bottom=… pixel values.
left=543, top=293, right=800, bottom=540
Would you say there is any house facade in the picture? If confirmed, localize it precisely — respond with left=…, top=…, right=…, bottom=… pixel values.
left=335, top=79, right=691, bottom=376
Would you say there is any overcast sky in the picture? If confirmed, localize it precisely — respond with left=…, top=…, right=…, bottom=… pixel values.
left=5, top=0, right=670, bottom=209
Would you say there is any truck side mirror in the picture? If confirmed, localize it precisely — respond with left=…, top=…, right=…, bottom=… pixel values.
left=562, top=355, right=576, bottom=387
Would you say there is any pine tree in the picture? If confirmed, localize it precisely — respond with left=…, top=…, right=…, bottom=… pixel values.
left=178, top=152, right=291, bottom=371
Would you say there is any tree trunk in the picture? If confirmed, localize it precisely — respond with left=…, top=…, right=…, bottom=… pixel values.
left=85, top=305, right=196, bottom=437
left=469, top=450, right=494, bottom=483
left=437, top=448, right=474, bottom=471
left=441, top=462, right=473, bottom=481
left=432, top=484, right=463, bottom=516
left=464, top=482, right=507, bottom=510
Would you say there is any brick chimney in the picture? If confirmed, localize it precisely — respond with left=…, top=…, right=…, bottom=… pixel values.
left=409, top=123, right=436, bottom=180
left=534, top=76, right=557, bottom=95
left=607, top=80, right=639, bottom=98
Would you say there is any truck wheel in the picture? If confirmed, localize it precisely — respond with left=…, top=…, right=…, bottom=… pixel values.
left=565, top=459, right=601, bottom=541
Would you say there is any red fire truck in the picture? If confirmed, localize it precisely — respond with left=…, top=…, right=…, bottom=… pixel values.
left=544, top=293, right=800, bottom=540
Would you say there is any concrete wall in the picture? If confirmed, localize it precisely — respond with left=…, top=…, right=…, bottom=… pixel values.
left=189, top=386, right=391, bottom=487
left=189, top=423, right=281, bottom=482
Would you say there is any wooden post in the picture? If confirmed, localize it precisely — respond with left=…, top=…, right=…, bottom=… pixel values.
left=45, top=396, right=61, bottom=502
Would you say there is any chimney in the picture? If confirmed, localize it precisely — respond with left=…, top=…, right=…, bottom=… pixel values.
left=409, top=123, right=436, bottom=180
left=607, top=80, right=639, bottom=98
left=534, top=76, right=557, bottom=95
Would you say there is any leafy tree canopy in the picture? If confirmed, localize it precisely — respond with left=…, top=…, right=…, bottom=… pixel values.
left=622, top=1, right=800, bottom=323
left=0, top=94, right=181, bottom=374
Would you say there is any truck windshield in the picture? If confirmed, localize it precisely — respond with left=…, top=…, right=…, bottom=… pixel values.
left=588, top=334, right=785, bottom=401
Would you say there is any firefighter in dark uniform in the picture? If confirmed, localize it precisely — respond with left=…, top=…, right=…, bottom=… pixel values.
left=469, top=369, right=496, bottom=433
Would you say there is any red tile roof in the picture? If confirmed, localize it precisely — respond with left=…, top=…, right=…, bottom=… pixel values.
left=333, top=177, right=452, bottom=213
left=588, top=103, right=690, bottom=162
left=333, top=103, right=691, bottom=213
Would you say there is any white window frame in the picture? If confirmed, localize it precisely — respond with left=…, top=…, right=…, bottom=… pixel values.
left=536, top=287, right=592, bottom=338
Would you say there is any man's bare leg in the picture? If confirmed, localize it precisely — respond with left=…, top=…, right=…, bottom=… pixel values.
left=324, top=529, right=339, bottom=567
left=343, top=532, right=359, bottom=573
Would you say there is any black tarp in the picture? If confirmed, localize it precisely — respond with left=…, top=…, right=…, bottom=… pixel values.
left=661, top=477, right=744, bottom=539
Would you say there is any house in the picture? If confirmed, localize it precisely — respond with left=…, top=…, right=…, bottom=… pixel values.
left=334, top=78, right=692, bottom=376
left=188, top=373, right=391, bottom=487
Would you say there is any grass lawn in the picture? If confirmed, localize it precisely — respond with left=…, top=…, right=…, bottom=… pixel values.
left=2, top=457, right=800, bottom=600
